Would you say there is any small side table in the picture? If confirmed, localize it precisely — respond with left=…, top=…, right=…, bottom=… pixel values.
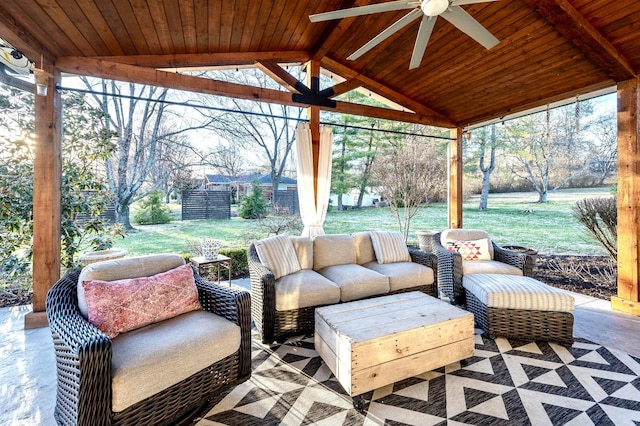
left=190, top=255, right=232, bottom=286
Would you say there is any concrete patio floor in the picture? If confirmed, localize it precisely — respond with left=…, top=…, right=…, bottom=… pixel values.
left=2, top=281, right=639, bottom=426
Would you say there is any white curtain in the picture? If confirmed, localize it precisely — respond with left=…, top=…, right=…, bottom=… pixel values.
left=295, top=123, right=333, bottom=237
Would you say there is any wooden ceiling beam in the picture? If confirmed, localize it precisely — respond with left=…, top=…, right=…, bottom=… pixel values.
left=329, top=78, right=363, bottom=97
left=524, top=0, right=636, bottom=81
left=255, top=60, right=303, bottom=93
left=0, top=4, right=55, bottom=64
left=54, top=56, right=445, bottom=126
left=321, top=57, right=454, bottom=126
left=91, top=51, right=310, bottom=69
left=309, top=0, right=358, bottom=60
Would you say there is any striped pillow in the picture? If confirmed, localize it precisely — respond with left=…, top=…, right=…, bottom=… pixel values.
left=255, top=234, right=301, bottom=279
left=370, top=231, right=411, bottom=264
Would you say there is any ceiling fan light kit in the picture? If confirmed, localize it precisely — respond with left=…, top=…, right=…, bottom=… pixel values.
left=310, top=0, right=500, bottom=69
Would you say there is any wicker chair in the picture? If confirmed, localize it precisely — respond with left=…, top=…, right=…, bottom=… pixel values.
left=46, top=262, right=251, bottom=426
left=432, top=229, right=536, bottom=305
left=248, top=242, right=438, bottom=344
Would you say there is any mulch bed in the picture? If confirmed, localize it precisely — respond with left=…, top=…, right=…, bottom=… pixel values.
left=0, top=254, right=617, bottom=309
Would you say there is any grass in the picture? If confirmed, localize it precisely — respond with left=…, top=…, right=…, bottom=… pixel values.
left=114, top=187, right=614, bottom=256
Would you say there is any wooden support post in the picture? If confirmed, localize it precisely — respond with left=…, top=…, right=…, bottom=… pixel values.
left=612, top=78, right=640, bottom=316
left=25, top=67, right=62, bottom=329
left=448, top=128, right=463, bottom=229
left=306, top=60, right=321, bottom=203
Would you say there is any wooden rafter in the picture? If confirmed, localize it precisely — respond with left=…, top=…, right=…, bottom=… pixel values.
left=524, top=0, right=637, bottom=81
left=0, top=4, right=54, bottom=63
left=54, top=56, right=445, bottom=126
left=321, top=57, right=454, bottom=127
left=93, top=51, right=310, bottom=69
left=255, top=60, right=303, bottom=94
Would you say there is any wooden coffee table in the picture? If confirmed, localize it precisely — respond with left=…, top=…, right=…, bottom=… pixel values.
left=314, top=291, right=474, bottom=409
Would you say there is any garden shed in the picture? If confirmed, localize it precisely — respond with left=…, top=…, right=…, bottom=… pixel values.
left=0, top=0, right=639, bottom=327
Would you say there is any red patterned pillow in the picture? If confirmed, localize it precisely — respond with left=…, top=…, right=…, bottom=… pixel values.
left=446, top=238, right=492, bottom=261
left=82, top=263, right=201, bottom=338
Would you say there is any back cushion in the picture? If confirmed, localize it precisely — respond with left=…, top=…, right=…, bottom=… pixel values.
left=313, top=234, right=356, bottom=270
left=254, top=234, right=301, bottom=279
left=78, top=253, right=186, bottom=318
left=441, top=228, right=494, bottom=258
left=370, top=231, right=411, bottom=264
left=291, top=236, right=313, bottom=270
left=352, top=232, right=376, bottom=265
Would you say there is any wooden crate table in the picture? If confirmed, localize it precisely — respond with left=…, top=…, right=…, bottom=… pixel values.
left=314, top=291, right=474, bottom=408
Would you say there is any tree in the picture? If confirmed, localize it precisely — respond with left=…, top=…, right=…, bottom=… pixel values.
left=81, top=78, right=213, bottom=229
left=371, top=133, right=447, bottom=240
left=0, top=87, right=122, bottom=273
left=133, top=191, right=172, bottom=225
left=586, top=112, right=617, bottom=185
left=504, top=101, right=594, bottom=202
left=203, top=68, right=303, bottom=206
left=476, top=125, right=498, bottom=210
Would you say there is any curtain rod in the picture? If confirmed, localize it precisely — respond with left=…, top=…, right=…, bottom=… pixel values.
left=57, top=85, right=455, bottom=141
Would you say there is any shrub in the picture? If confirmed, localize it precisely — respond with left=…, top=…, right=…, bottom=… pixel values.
left=573, top=197, right=617, bottom=261
left=238, top=180, right=268, bottom=219
left=257, top=205, right=303, bottom=236
left=133, top=191, right=172, bottom=225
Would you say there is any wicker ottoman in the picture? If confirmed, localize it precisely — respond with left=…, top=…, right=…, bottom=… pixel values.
left=463, top=274, right=575, bottom=346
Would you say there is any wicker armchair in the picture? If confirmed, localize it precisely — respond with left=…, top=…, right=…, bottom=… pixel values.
left=249, top=241, right=437, bottom=344
left=46, top=262, right=251, bottom=426
left=432, top=229, right=536, bottom=305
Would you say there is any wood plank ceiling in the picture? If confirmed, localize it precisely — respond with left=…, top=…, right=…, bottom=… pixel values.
left=0, top=0, right=638, bottom=128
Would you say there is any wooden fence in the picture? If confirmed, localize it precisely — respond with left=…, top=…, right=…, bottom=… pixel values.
left=182, top=190, right=231, bottom=220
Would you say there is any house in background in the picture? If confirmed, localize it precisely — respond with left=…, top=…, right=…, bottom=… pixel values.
left=204, top=173, right=297, bottom=203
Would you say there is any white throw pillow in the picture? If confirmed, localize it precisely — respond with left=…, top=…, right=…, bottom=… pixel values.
left=370, top=231, right=411, bottom=264
left=255, top=234, right=301, bottom=279
left=446, top=238, right=492, bottom=261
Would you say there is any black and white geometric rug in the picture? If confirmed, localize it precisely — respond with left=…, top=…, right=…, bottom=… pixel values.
left=195, top=331, right=640, bottom=425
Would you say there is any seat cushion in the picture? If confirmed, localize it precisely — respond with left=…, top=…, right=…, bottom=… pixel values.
left=317, top=264, right=389, bottom=302
left=275, top=269, right=341, bottom=311
left=363, top=261, right=434, bottom=292
left=77, top=253, right=186, bottom=318
left=313, top=234, right=356, bottom=270
left=463, top=274, right=575, bottom=312
left=255, top=234, right=301, bottom=279
left=462, top=260, right=523, bottom=276
left=110, top=310, right=240, bottom=412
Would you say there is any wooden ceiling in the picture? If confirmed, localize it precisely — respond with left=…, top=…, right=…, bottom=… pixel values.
left=0, top=0, right=638, bottom=129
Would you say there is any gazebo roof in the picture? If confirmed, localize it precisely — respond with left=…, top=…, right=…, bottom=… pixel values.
left=0, top=0, right=638, bottom=128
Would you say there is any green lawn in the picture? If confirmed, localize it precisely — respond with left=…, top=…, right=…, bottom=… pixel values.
left=114, top=187, right=613, bottom=256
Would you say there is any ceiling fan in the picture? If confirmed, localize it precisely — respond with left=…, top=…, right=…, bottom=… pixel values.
left=309, top=0, right=500, bottom=69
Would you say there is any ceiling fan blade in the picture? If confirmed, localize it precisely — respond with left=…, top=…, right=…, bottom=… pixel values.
left=409, top=16, right=436, bottom=69
left=348, top=9, right=423, bottom=61
left=451, top=0, right=500, bottom=6
left=309, top=0, right=416, bottom=22
left=441, top=5, right=499, bottom=49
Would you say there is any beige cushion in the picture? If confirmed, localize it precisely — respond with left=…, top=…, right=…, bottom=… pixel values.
left=77, top=254, right=186, bottom=318
left=318, top=264, right=389, bottom=302
left=463, top=274, right=574, bottom=312
left=313, top=234, right=356, bottom=271
left=363, top=261, right=434, bottom=292
left=370, top=231, right=411, bottom=264
left=275, top=269, right=340, bottom=311
left=291, top=236, right=313, bottom=270
left=110, top=310, right=240, bottom=412
left=255, top=234, right=301, bottom=279
left=463, top=260, right=523, bottom=276
left=352, top=232, right=376, bottom=265
left=441, top=229, right=494, bottom=258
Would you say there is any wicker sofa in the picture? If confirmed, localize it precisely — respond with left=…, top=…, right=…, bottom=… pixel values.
left=249, top=231, right=437, bottom=344
left=46, top=254, right=252, bottom=426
